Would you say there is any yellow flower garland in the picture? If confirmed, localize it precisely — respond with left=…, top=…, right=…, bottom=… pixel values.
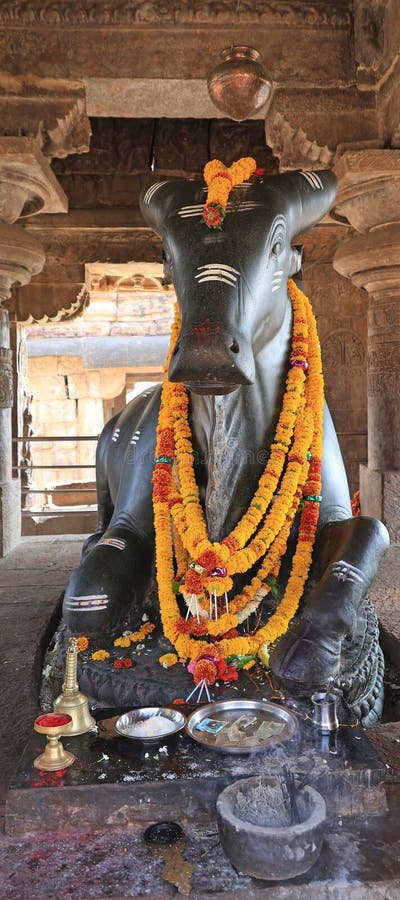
left=152, top=278, right=324, bottom=672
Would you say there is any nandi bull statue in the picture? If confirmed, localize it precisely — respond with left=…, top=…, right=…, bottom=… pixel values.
left=62, top=158, right=389, bottom=724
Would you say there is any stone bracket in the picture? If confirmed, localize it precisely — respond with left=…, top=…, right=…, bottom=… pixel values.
left=0, top=137, right=67, bottom=223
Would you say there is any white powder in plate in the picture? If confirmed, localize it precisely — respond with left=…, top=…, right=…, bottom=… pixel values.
left=125, top=716, right=176, bottom=737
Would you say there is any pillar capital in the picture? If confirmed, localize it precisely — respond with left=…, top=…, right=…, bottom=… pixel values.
left=0, top=222, right=45, bottom=303
left=0, top=137, right=67, bottom=224
left=334, top=224, right=400, bottom=302
left=333, top=149, right=400, bottom=233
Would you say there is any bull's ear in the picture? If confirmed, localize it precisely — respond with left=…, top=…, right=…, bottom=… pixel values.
left=280, top=169, right=338, bottom=236
left=140, top=179, right=200, bottom=238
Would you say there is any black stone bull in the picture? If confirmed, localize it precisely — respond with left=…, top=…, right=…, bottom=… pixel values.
left=63, top=169, right=389, bottom=704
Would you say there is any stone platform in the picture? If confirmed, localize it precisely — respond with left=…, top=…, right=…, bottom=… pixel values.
left=5, top=693, right=388, bottom=838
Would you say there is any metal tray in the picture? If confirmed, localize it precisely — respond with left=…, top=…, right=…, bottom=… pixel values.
left=185, top=699, right=299, bottom=754
left=115, top=707, right=186, bottom=743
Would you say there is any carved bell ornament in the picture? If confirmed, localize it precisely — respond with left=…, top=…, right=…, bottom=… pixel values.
left=207, top=46, right=273, bottom=121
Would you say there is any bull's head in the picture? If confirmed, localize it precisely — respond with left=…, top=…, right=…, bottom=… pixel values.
left=140, top=170, right=337, bottom=395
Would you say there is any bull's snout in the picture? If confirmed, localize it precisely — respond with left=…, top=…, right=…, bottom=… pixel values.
left=168, top=330, right=255, bottom=395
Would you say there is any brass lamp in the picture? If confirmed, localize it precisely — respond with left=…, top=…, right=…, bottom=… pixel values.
left=34, top=713, right=75, bottom=771
left=53, top=637, right=96, bottom=735
left=207, top=46, right=273, bottom=121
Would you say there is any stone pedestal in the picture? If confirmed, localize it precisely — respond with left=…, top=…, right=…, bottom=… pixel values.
left=333, top=150, right=400, bottom=536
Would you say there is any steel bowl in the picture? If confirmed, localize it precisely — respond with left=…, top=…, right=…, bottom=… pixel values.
left=115, top=706, right=186, bottom=743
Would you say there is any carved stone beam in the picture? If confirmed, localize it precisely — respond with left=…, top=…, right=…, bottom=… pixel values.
left=0, top=74, right=91, bottom=160
left=333, top=149, right=400, bottom=539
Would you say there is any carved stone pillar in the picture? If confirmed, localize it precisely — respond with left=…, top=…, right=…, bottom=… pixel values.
left=333, top=150, right=400, bottom=540
left=0, top=138, right=67, bottom=555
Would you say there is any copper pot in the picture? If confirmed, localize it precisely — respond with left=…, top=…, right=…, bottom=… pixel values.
left=207, top=46, right=273, bottom=121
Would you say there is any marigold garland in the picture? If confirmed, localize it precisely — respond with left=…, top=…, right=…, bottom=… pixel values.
left=152, top=276, right=324, bottom=686
left=203, top=157, right=257, bottom=229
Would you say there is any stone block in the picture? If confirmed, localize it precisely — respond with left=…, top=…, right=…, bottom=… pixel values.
left=66, top=370, right=101, bottom=398
left=56, top=356, right=84, bottom=376
left=28, top=356, right=58, bottom=377
left=30, top=375, right=67, bottom=401
left=34, top=399, right=77, bottom=424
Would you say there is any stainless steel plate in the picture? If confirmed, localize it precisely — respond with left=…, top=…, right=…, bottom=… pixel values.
left=185, top=700, right=298, bottom=754
left=115, top=706, right=186, bottom=742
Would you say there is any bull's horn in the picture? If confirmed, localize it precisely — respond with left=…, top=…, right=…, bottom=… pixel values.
left=140, top=179, right=198, bottom=237
left=282, top=169, right=338, bottom=236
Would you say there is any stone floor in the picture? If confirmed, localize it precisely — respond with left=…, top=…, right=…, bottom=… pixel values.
left=1, top=536, right=400, bottom=898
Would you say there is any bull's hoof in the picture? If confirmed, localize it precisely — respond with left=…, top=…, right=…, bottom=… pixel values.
left=269, top=620, right=341, bottom=689
left=63, top=528, right=149, bottom=637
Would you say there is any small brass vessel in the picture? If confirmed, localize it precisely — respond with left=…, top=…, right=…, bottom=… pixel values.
left=54, top=637, right=96, bottom=735
left=34, top=713, right=75, bottom=771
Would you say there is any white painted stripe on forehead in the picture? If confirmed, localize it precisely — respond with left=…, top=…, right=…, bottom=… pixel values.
left=196, top=275, right=239, bottom=286
left=271, top=284, right=282, bottom=292
left=197, top=264, right=240, bottom=275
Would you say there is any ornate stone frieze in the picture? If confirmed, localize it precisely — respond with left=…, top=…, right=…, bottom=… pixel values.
left=0, top=346, right=13, bottom=408
left=86, top=263, right=168, bottom=295
left=0, top=1, right=352, bottom=28
left=265, top=111, right=334, bottom=172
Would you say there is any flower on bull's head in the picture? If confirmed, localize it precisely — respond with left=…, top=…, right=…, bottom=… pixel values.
left=203, top=203, right=225, bottom=230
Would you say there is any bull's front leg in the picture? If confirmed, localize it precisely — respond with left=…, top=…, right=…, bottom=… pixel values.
left=269, top=515, right=389, bottom=687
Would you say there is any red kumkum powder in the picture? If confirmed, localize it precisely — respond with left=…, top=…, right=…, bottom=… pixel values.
left=35, top=714, right=72, bottom=728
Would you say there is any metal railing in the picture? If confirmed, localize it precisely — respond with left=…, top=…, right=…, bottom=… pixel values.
left=12, top=434, right=99, bottom=517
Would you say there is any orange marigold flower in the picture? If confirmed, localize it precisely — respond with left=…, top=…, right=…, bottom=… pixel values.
left=76, top=636, right=89, bottom=652
left=91, top=649, right=110, bottom=661
left=159, top=652, right=178, bottom=668
left=114, top=636, right=131, bottom=648
left=197, top=549, right=219, bottom=572
left=188, top=618, right=208, bottom=637
left=193, top=659, right=218, bottom=685
left=175, top=617, right=192, bottom=634
left=185, top=570, right=203, bottom=594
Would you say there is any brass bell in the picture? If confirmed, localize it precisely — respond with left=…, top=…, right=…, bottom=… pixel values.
left=53, top=637, right=96, bottom=735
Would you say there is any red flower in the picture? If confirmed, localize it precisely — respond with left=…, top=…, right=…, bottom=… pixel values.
left=255, top=167, right=265, bottom=176
left=222, top=628, right=239, bottom=640
left=203, top=203, right=225, bottom=230
left=114, top=658, right=133, bottom=669
left=215, top=658, right=239, bottom=682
